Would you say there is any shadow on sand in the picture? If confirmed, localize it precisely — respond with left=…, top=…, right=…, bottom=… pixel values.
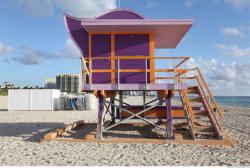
left=0, top=122, right=65, bottom=142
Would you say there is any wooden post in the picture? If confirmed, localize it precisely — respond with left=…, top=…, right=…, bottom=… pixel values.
left=110, top=97, right=115, bottom=124
left=118, top=91, right=123, bottom=120
left=166, top=97, right=174, bottom=139
left=149, top=32, right=155, bottom=83
left=143, top=91, right=146, bottom=109
left=96, top=96, right=104, bottom=139
left=111, top=33, right=115, bottom=84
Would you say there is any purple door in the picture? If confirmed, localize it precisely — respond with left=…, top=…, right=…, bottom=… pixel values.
left=91, top=34, right=111, bottom=84
left=115, top=34, right=150, bottom=84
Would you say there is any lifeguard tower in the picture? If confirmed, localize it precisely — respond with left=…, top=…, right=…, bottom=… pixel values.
left=64, top=9, right=224, bottom=141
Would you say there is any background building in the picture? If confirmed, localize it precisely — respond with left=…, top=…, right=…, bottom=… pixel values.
left=56, top=74, right=82, bottom=93
left=45, top=78, right=56, bottom=89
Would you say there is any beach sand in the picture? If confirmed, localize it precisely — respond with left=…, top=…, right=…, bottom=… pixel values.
left=0, top=96, right=250, bottom=166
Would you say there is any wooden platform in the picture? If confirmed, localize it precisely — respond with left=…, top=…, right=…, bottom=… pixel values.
left=41, top=120, right=233, bottom=146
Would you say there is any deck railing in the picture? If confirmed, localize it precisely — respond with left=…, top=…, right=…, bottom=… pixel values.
left=81, top=56, right=191, bottom=85
left=81, top=55, right=223, bottom=121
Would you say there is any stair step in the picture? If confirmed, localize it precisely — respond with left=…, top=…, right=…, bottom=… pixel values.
left=186, top=89, right=199, bottom=94
left=188, top=86, right=198, bottom=90
left=195, top=126, right=216, bottom=135
left=191, top=105, right=204, bottom=108
left=189, top=97, right=202, bottom=102
left=193, top=110, right=208, bottom=116
left=194, top=121, right=211, bottom=127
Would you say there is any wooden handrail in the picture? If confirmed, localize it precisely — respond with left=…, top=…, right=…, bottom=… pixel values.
left=154, top=76, right=177, bottom=80
left=178, top=78, right=196, bottom=139
left=196, top=67, right=224, bottom=120
left=92, top=68, right=193, bottom=73
left=195, top=77, right=223, bottom=132
left=83, top=56, right=190, bottom=60
left=175, top=57, right=190, bottom=68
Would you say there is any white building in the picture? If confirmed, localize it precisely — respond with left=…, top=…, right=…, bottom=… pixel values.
left=45, top=78, right=56, bottom=89
left=56, top=74, right=82, bottom=93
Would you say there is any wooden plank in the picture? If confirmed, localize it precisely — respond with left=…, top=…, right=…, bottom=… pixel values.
left=155, top=77, right=177, bottom=80
left=111, top=33, right=115, bottom=84
left=88, top=33, right=92, bottom=84
left=92, top=69, right=191, bottom=73
left=43, top=132, right=58, bottom=141
left=43, top=136, right=233, bottom=146
left=149, top=32, right=155, bottom=83
left=86, top=56, right=190, bottom=60
left=175, top=57, right=190, bottom=68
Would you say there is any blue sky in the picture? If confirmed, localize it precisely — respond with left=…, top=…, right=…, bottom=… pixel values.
left=0, top=0, right=250, bottom=95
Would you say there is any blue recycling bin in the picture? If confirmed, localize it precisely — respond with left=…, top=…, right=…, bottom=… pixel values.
left=70, top=98, right=78, bottom=111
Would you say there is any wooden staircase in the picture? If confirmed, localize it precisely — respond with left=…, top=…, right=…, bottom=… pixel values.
left=178, top=68, right=224, bottom=140
left=186, top=86, right=220, bottom=138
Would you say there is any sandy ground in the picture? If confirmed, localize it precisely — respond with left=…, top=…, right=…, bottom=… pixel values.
left=0, top=97, right=250, bottom=166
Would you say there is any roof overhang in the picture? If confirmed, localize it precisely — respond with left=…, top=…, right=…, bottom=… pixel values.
left=81, top=19, right=193, bottom=48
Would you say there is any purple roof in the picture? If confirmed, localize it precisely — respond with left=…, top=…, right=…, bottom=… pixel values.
left=64, top=9, right=193, bottom=52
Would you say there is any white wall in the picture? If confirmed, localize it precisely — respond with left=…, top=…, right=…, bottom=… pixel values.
left=0, top=96, right=8, bottom=110
left=8, top=89, right=60, bottom=111
left=8, top=90, right=30, bottom=110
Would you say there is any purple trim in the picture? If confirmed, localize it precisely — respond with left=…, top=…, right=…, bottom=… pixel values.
left=82, top=83, right=175, bottom=91
left=64, top=14, right=88, bottom=57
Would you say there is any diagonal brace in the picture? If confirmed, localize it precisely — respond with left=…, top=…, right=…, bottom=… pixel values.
left=103, top=102, right=165, bottom=132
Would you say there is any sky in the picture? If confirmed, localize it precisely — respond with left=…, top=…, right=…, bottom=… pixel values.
left=0, top=0, right=250, bottom=96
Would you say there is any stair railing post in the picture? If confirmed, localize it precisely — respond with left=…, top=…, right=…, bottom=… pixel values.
left=96, top=95, right=105, bottom=139
left=118, top=58, right=120, bottom=90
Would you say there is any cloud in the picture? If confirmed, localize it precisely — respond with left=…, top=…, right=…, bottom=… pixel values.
left=184, top=0, right=196, bottom=7
left=188, top=58, right=250, bottom=95
left=216, top=44, right=250, bottom=57
left=224, top=0, right=250, bottom=9
left=221, top=27, right=244, bottom=38
left=0, top=42, right=13, bottom=55
left=145, top=0, right=160, bottom=8
left=60, top=39, right=80, bottom=59
left=8, top=0, right=117, bottom=17
left=184, top=0, right=219, bottom=7
left=11, top=46, right=56, bottom=65
left=0, top=38, right=80, bottom=65
left=184, top=0, right=250, bottom=9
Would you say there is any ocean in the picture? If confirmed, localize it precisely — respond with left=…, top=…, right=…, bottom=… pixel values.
left=214, top=96, right=250, bottom=108
left=171, top=96, right=250, bottom=108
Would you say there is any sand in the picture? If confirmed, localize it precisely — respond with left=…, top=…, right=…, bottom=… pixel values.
left=0, top=97, right=250, bottom=166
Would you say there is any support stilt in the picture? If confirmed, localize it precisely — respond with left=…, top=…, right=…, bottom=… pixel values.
left=118, top=91, right=123, bottom=120
left=166, top=97, right=174, bottom=139
left=143, top=91, right=146, bottom=109
left=158, top=97, right=163, bottom=123
left=110, top=97, right=115, bottom=124
left=96, top=96, right=104, bottom=139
